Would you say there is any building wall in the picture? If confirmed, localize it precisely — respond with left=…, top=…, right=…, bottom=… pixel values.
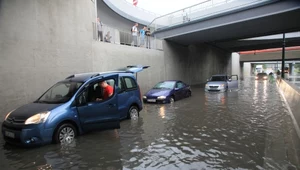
left=0, top=0, right=231, bottom=120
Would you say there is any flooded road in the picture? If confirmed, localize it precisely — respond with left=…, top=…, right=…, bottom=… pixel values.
left=1, top=78, right=300, bottom=170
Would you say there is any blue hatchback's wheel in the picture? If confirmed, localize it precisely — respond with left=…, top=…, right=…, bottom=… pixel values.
left=170, top=97, right=175, bottom=103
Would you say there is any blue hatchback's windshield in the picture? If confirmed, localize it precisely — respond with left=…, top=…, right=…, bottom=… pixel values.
left=36, top=81, right=83, bottom=104
left=210, top=76, right=226, bottom=81
left=153, top=81, right=175, bottom=89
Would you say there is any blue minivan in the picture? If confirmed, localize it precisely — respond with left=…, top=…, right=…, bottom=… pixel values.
left=2, top=66, right=146, bottom=146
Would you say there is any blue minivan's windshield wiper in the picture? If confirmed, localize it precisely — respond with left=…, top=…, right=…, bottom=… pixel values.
left=35, top=100, right=64, bottom=104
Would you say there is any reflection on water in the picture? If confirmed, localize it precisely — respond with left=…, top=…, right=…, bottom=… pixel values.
left=1, top=77, right=300, bottom=169
left=159, top=105, right=166, bottom=119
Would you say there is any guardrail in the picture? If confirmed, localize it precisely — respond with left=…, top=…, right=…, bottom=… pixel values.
left=288, top=75, right=300, bottom=84
left=283, top=73, right=300, bottom=89
left=148, top=0, right=272, bottom=33
left=92, top=22, right=163, bottom=50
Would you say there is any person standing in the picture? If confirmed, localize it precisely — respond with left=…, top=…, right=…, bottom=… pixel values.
left=145, top=27, right=151, bottom=49
left=104, top=31, right=112, bottom=43
left=97, top=17, right=103, bottom=41
left=139, top=26, right=146, bottom=47
left=131, top=23, right=138, bottom=47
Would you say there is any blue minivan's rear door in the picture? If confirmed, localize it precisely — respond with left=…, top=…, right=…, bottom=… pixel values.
left=76, top=75, right=120, bottom=132
left=228, top=75, right=239, bottom=89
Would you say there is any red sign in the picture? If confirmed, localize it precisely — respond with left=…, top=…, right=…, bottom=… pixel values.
left=133, top=0, right=138, bottom=6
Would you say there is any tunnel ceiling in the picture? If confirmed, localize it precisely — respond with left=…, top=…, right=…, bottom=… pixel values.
left=213, top=36, right=300, bottom=52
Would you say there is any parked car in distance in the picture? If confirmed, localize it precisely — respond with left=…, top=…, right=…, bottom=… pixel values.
left=205, top=74, right=238, bottom=92
left=2, top=66, right=147, bottom=147
left=255, top=73, right=268, bottom=80
left=143, top=80, right=191, bottom=104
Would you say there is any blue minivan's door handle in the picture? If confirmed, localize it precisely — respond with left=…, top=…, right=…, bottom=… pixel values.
left=108, top=103, right=117, bottom=108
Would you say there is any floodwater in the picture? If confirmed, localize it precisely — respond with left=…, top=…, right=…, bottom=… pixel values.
left=1, top=78, right=300, bottom=170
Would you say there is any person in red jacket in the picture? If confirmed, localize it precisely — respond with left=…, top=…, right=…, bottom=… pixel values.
left=96, top=81, right=113, bottom=101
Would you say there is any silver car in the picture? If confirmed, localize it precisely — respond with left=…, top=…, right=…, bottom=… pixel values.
left=205, top=74, right=238, bottom=92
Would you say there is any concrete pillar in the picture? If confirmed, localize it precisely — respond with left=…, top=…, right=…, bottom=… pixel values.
left=243, top=62, right=251, bottom=77
left=239, top=62, right=244, bottom=80
left=290, top=63, right=295, bottom=76
left=231, top=52, right=240, bottom=77
left=251, top=63, right=255, bottom=76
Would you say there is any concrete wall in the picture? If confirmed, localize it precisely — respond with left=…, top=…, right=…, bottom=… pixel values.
left=91, top=42, right=165, bottom=93
left=0, top=0, right=231, bottom=120
left=0, top=0, right=96, bottom=120
left=277, top=79, right=300, bottom=138
left=163, top=42, right=232, bottom=86
left=185, top=44, right=232, bottom=85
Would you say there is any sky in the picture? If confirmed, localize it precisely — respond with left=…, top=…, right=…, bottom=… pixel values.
left=125, top=0, right=204, bottom=15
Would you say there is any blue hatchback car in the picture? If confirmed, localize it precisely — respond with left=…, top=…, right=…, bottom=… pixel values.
left=2, top=67, right=146, bottom=146
left=143, top=80, right=192, bottom=104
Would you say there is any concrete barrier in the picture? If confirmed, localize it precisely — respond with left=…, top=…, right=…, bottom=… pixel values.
left=277, top=79, right=300, bottom=138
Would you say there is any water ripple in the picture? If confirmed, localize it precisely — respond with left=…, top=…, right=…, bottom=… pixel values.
left=1, top=78, right=300, bottom=169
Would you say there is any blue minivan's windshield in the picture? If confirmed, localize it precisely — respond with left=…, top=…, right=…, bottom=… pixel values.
left=210, top=76, right=226, bottom=81
left=153, top=81, right=175, bottom=89
left=37, top=82, right=83, bottom=104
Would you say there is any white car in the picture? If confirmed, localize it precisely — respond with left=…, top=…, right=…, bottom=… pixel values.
left=205, top=74, right=239, bottom=92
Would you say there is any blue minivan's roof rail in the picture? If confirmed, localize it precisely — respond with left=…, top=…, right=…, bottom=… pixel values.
left=126, top=65, right=150, bottom=73
left=65, top=72, right=101, bottom=79
left=65, top=65, right=150, bottom=79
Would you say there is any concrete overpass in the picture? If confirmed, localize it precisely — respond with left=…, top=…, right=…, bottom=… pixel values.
left=151, top=0, right=300, bottom=52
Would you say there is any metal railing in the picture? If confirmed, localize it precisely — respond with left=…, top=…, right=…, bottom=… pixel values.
left=148, top=0, right=272, bottom=32
left=92, top=22, right=163, bottom=50
left=286, top=74, right=300, bottom=88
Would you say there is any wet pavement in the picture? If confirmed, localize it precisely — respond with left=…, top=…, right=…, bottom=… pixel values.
left=1, top=78, right=300, bottom=170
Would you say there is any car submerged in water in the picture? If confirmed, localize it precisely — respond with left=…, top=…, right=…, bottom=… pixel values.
left=143, top=80, right=191, bottom=104
left=255, top=73, right=268, bottom=80
left=2, top=66, right=148, bottom=147
left=205, top=74, right=238, bottom=92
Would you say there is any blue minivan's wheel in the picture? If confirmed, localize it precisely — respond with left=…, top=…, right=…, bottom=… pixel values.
left=54, top=123, right=77, bottom=144
left=128, top=106, right=139, bottom=120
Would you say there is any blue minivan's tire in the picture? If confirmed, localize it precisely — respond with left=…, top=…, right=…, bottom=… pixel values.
left=53, top=123, right=77, bottom=144
left=128, top=106, right=139, bottom=120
